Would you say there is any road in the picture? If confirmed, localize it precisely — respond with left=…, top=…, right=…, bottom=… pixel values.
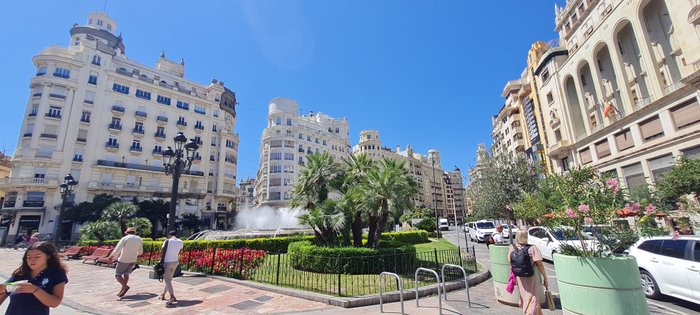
left=441, top=227, right=700, bottom=315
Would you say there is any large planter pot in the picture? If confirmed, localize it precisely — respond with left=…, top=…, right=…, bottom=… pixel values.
left=553, top=253, right=649, bottom=315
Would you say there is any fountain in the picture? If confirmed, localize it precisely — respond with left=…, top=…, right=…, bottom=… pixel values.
left=189, top=206, right=313, bottom=240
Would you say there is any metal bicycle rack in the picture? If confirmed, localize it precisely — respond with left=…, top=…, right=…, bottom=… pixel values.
left=415, top=267, right=442, bottom=314
left=378, top=272, right=404, bottom=315
left=441, top=263, right=471, bottom=307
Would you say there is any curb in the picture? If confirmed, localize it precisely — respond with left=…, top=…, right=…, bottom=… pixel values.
left=210, top=268, right=492, bottom=308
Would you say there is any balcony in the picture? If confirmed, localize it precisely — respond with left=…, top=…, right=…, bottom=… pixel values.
left=194, top=125, right=204, bottom=131
left=23, top=133, right=32, bottom=137
left=0, top=177, right=58, bottom=188
left=23, top=200, right=45, bottom=208
left=155, top=132, right=166, bottom=139
left=80, top=117, right=90, bottom=123
left=176, top=121, right=187, bottom=127
left=111, top=105, right=125, bottom=114
left=108, top=123, right=122, bottom=131
left=28, top=112, right=37, bottom=117
left=135, top=111, right=147, bottom=119
left=34, top=153, right=52, bottom=159
left=152, top=149, right=163, bottom=155
left=73, top=156, right=83, bottom=162
left=45, top=113, right=61, bottom=119
left=40, top=133, right=58, bottom=139
left=95, top=159, right=204, bottom=176
left=130, top=146, right=143, bottom=152
left=77, top=137, right=86, bottom=143
left=156, top=116, right=168, bottom=123
left=116, top=67, right=132, bottom=77
left=105, top=142, right=119, bottom=150
left=49, top=93, right=66, bottom=100
left=3, top=200, right=15, bottom=208
left=132, top=128, right=145, bottom=135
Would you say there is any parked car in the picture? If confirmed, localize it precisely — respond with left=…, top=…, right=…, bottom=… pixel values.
left=438, top=218, right=449, bottom=231
left=526, top=226, right=598, bottom=261
left=465, top=220, right=496, bottom=242
left=627, top=236, right=700, bottom=304
left=501, top=224, right=518, bottom=238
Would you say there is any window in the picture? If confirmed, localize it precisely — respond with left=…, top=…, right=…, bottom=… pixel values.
left=131, top=140, right=142, bottom=150
left=135, top=89, right=151, bottom=100
left=88, top=73, right=98, bottom=85
left=194, top=105, right=206, bottom=115
left=542, top=70, right=550, bottom=82
left=269, top=192, right=281, bottom=200
left=546, top=93, right=554, bottom=104
left=275, top=117, right=282, bottom=125
left=270, top=152, right=282, bottom=160
left=335, top=128, right=340, bottom=133
left=81, top=111, right=91, bottom=123
left=176, top=100, right=189, bottom=110
left=595, top=140, right=611, bottom=158
left=284, top=153, right=294, bottom=160
left=36, top=66, right=47, bottom=76
left=53, top=67, right=70, bottom=78
left=271, top=165, right=282, bottom=173
left=195, top=121, right=204, bottom=130
left=92, top=55, right=101, bottom=66
left=47, top=106, right=62, bottom=118
left=286, top=118, right=292, bottom=126
left=682, top=146, right=700, bottom=159
left=84, top=90, right=95, bottom=104
left=660, top=240, right=689, bottom=260
left=639, top=116, right=664, bottom=141
left=307, top=136, right=311, bottom=141
left=112, top=83, right=129, bottom=94
left=298, top=133, right=303, bottom=140
left=73, top=150, right=83, bottom=162
left=177, top=116, right=186, bottom=126
left=134, top=122, right=144, bottom=133
left=157, top=95, right=172, bottom=105
left=614, top=129, right=634, bottom=152
left=77, top=129, right=87, bottom=142
left=638, top=240, right=661, bottom=253
left=648, top=155, right=674, bottom=184
left=107, top=137, right=118, bottom=147
left=111, top=117, right=121, bottom=125
left=579, top=148, right=592, bottom=164
left=622, top=163, right=646, bottom=193
left=270, top=140, right=283, bottom=148
left=670, top=99, right=700, bottom=130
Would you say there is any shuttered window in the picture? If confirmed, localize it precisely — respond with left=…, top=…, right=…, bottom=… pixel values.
left=595, top=140, right=611, bottom=158
left=579, top=148, right=592, bottom=164
left=615, top=129, right=634, bottom=151
left=622, top=163, right=646, bottom=192
left=639, top=116, right=664, bottom=141
left=670, top=99, right=700, bottom=130
left=648, top=155, right=674, bottom=184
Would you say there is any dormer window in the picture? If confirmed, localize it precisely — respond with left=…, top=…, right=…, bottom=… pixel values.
left=97, top=19, right=103, bottom=26
left=107, top=24, right=112, bottom=31
left=92, top=55, right=101, bottom=66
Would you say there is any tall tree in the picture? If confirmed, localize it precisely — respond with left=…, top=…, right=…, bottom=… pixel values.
left=101, top=202, right=139, bottom=234
left=135, top=199, right=170, bottom=237
left=64, top=194, right=119, bottom=224
left=467, top=150, right=541, bottom=223
left=359, top=159, right=417, bottom=248
left=341, top=153, right=376, bottom=247
left=657, top=157, right=700, bottom=200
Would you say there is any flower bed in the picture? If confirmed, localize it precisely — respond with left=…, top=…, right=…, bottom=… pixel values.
left=138, top=247, right=266, bottom=279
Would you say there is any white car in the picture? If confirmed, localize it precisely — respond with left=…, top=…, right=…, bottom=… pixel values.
left=438, top=219, right=449, bottom=231
left=526, top=226, right=598, bottom=261
left=501, top=224, right=518, bottom=238
left=627, top=236, right=700, bottom=304
left=466, top=220, right=496, bottom=242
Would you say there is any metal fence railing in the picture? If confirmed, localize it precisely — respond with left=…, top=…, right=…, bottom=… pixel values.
left=135, top=244, right=477, bottom=297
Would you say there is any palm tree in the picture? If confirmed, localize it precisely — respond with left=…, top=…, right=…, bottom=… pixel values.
left=360, top=158, right=417, bottom=248
left=101, top=202, right=139, bottom=234
left=341, top=153, right=376, bottom=246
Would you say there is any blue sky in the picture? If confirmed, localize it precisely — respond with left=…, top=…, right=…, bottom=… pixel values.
left=0, top=1, right=562, bottom=183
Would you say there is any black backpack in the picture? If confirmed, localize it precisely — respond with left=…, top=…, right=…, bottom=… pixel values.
left=510, top=244, right=534, bottom=277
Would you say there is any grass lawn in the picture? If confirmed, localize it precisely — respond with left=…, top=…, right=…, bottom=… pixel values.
left=414, top=238, right=458, bottom=251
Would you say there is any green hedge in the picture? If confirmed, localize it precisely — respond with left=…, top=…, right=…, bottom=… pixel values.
left=288, top=241, right=417, bottom=274
left=380, top=230, right=429, bottom=244
left=80, top=235, right=314, bottom=253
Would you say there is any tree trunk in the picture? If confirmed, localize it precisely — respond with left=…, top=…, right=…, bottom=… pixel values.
left=367, top=215, right=378, bottom=248
left=374, top=210, right=390, bottom=248
left=351, top=211, right=363, bottom=247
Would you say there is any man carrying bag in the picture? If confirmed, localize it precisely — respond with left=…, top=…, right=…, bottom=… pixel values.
left=157, top=231, right=183, bottom=306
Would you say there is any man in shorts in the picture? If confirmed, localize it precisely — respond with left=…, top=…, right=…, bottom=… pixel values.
left=109, top=227, right=143, bottom=298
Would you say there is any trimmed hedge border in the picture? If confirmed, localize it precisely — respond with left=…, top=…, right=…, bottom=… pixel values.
left=78, top=230, right=428, bottom=253
left=287, top=240, right=417, bottom=274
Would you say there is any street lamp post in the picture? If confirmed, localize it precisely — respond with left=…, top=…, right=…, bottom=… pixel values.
left=54, top=174, right=77, bottom=244
left=162, top=132, right=199, bottom=233
left=431, top=159, right=440, bottom=239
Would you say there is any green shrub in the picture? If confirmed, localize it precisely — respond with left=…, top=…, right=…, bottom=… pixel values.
left=380, top=230, right=429, bottom=244
left=80, top=235, right=315, bottom=253
left=287, top=241, right=417, bottom=274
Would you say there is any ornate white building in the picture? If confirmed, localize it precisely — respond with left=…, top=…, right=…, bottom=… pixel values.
left=0, top=12, right=239, bottom=241
left=535, top=0, right=700, bottom=191
left=254, top=98, right=350, bottom=207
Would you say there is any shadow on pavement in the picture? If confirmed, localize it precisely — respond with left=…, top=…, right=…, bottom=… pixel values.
left=119, top=293, right=157, bottom=301
left=165, top=300, right=203, bottom=308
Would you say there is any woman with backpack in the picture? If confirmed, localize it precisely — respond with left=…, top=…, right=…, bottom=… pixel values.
left=508, top=230, right=549, bottom=315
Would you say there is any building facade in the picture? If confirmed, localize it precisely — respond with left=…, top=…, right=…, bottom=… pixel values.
left=254, top=98, right=350, bottom=207
left=492, top=80, right=528, bottom=158
left=533, top=0, right=700, bottom=191
left=0, top=12, right=239, bottom=242
left=353, top=130, right=467, bottom=224
left=237, top=177, right=256, bottom=211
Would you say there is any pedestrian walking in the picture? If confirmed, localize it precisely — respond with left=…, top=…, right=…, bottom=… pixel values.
left=508, top=230, right=549, bottom=315
left=159, top=231, right=183, bottom=306
left=28, top=233, right=40, bottom=247
left=0, top=241, right=68, bottom=315
left=108, top=227, right=143, bottom=298
left=13, top=233, right=28, bottom=250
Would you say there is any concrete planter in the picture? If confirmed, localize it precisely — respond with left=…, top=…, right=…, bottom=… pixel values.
left=553, top=253, right=649, bottom=315
left=489, top=244, right=522, bottom=306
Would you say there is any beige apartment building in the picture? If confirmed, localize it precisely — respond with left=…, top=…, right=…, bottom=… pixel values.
left=255, top=98, right=351, bottom=208
left=353, top=130, right=466, bottom=224
left=237, top=177, right=256, bottom=211
left=0, top=12, right=239, bottom=242
left=532, top=0, right=700, bottom=191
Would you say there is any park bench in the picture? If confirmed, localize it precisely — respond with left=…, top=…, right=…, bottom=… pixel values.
left=58, top=246, right=83, bottom=260
left=81, top=248, right=112, bottom=264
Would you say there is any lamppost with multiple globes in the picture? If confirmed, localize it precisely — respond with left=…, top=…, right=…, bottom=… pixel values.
left=54, top=174, right=77, bottom=244
left=162, top=132, right=199, bottom=233
left=431, top=159, right=440, bottom=239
